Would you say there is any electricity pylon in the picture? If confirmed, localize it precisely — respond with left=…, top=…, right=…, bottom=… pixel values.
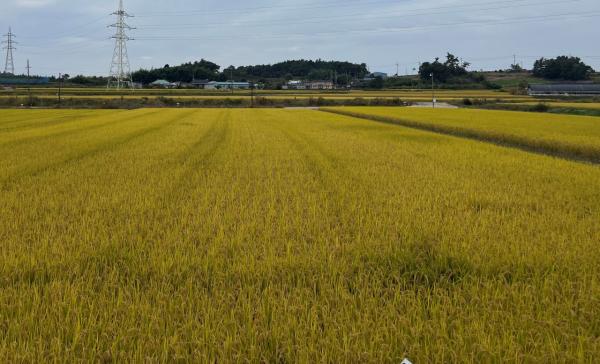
left=3, top=27, right=16, bottom=75
left=107, top=0, right=135, bottom=89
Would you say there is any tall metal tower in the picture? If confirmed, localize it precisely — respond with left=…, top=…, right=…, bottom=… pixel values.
left=107, top=0, right=134, bottom=89
left=2, top=27, right=16, bottom=75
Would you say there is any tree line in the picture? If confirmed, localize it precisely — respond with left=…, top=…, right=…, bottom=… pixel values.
left=128, top=59, right=369, bottom=85
left=532, top=56, right=594, bottom=81
left=416, top=54, right=595, bottom=83
left=51, top=55, right=596, bottom=87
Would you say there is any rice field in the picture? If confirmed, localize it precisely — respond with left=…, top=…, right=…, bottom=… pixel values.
left=324, top=107, right=600, bottom=163
left=1, top=88, right=535, bottom=102
left=504, top=102, right=600, bottom=110
left=4, top=88, right=523, bottom=98
left=1, top=108, right=599, bottom=362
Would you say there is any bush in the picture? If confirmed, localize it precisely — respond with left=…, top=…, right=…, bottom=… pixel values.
left=531, top=103, right=549, bottom=112
left=483, top=81, right=502, bottom=90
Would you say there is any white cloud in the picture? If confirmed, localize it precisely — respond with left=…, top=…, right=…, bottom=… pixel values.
left=14, top=0, right=56, bottom=8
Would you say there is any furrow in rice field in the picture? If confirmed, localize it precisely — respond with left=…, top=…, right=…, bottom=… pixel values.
left=0, top=109, right=101, bottom=130
left=0, top=109, right=156, bottom=146
left=0, top=109, right=197, bottom=188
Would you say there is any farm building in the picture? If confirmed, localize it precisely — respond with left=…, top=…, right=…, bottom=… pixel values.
left=282, top=80, right=307, bottom=90
left=370, top=72, right=388, bottom=79
left=306, top=81, right=334, bottom=90
left=204, top=81, right=252, bottom=90
left=282, top=80, right=334, bottom=90
left=149, top=79, right=179, bottom=88
left=191, top=79, right=211, bottom=89
left=528, top=84, right=600, bottom=96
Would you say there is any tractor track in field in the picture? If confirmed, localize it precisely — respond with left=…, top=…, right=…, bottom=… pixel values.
left=0, top=110, right=198, bottom=190
left=0, top=109, right=159, bottom=148
left=0, top=110, right=105, bottom=132
left=157, top=110, right=232, bottom=206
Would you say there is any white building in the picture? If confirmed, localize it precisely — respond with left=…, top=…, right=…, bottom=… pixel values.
left=149, top=79, right=178, bottom=88
left=204, top=81, right=252, bottom=90
left=282, top=80, right=307, bottom=90
left=283, top=80, right=334, bottom=90
left=306, top=81, right=334, bottom=90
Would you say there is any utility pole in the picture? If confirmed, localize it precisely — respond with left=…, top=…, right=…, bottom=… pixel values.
left=230, top=67, right=234, bottom=94
left=2, top=27, right=16, bottom=74
left=58, top=73, right=62, bottom=108
left=334, top=70, right=338, bottom=89
left=330, top=70, right=333, bottom=88
left=250, top=82, right=255, bottom=108
left=396, top=62, right=399, bottom=77
left=430, top=72, right=435, bottom=109
left=26, top=59, right=32, bottom=106
left=107, top=0, right=135, bottom=89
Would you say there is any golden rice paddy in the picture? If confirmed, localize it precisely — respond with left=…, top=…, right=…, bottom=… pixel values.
left=0, top=108, right=599, bottom=362
left=325, top=107, right=600, bottom=162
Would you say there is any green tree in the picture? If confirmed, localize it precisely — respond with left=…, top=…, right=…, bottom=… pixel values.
left=419, top=53, right=470, bottom=83
left=368, top=77, right=385, bottom=89
left=509, top=64, right=524, bottom=73
left=533, top=56, right=594, bottom=81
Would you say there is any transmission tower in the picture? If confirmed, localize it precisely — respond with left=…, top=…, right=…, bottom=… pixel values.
left=2, top=27, right=16, bottom=75
left=107, top=0, right=135, bottom=89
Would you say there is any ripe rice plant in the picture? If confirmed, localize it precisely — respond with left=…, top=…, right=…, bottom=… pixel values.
left=0, top=109, right=599, bottom=362
left=323, top=106, right=600, bottom=163
left=504, top=102, right=600, bottom=110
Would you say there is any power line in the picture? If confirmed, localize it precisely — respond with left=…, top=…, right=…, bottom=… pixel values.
left=18, top=15, right=111, bottom=41
left=135, top=0, right=399, bottom=17
left=21, top=41, right=111, bottom=56
left=135, top=0, right=546, bottom=17
left=2, top=27, right=17, bottom=74
left=135, top=0, right=583, bottom=30
left=18, top=0, right=573, bottom=52
left=108, top=0, right=135, bottom=89
left=135, top=10, right=600, bottom=41
left=16, top=0, right=591, bottom=56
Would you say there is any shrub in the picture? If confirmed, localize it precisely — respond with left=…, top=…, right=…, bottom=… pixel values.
left=531, top=103, right=549, bottom=112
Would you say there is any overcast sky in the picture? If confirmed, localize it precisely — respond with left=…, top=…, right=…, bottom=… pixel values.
left=1, top=0, right=599, bottom=76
